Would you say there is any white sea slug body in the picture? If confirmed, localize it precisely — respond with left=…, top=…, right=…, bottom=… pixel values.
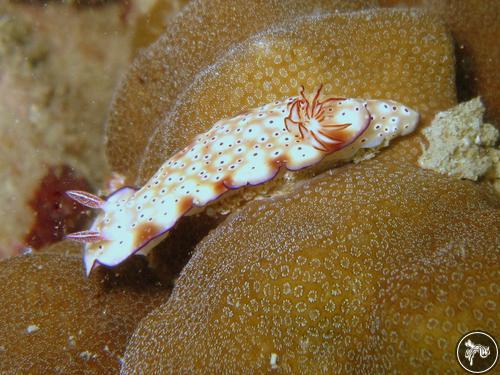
left=67, top=86, right=419, bottom=274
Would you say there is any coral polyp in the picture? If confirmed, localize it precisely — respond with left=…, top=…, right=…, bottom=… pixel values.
left=66, top=86, right=419, bottom=274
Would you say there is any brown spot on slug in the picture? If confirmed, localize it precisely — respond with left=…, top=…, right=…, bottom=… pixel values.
left=269, top=155, right=288, bottom=169
left=178, top=197, right=194, bottom=215
left=134, top=222, right=162, bottom=248
left=213, top=181, right=229, bottom=196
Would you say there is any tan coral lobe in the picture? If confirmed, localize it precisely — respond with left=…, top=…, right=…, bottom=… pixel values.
left=122, top=158, right=499, bottom=374
left=136, top=9, right=456, bottom=184
left=106, top=0, right=377, bottom=180
left=0, top=252, right=169, bottom=374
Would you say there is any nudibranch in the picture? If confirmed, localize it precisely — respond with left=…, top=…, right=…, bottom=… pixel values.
left=66, top=86, right=419, bottom=275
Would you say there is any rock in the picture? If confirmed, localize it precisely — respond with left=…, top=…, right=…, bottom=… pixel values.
left=419, top=98, right=499, bottom=183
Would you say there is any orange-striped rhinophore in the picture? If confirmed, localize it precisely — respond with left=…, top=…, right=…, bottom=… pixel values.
left=66, top=86, right=419, bottom=275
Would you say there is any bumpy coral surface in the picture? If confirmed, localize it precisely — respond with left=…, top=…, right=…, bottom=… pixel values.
left=0, top=252, right=169, bottom=374
left=123, top=157, right=499, bottom=374
left=123, top=8, right=456, bottom=184
left=130, top=0, right=189, bottom=54
left=380, top=0, right=500, bottom=124
left=106, top=0, right=376, bottom=182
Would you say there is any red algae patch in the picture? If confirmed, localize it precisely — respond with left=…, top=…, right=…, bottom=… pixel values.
left=122, top=158, right=499, bottom=373
left=105, top=0, right=376, bottom=182
left=0, top=253, right=169, bottom=374
left=24, top=165, right=92, bottom=251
